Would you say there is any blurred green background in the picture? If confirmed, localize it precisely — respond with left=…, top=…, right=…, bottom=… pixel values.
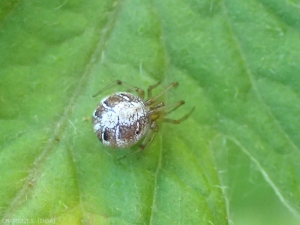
left=0, top=0, right=300, bottom=224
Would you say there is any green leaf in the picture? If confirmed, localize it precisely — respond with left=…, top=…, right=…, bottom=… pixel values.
left=0, top=0, right=299, bottom=225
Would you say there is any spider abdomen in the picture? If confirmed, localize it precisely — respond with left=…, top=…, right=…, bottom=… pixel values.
left=92, top=92, right=149, bottom=148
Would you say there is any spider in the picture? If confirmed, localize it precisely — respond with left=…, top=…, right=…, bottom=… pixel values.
left=92, top=80, right=194, bottom=159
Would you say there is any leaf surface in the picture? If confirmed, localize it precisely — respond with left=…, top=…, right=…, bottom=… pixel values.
left=0, top=0, right=299, bottom=224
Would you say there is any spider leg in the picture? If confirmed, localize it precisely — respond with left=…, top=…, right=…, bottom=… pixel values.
left=148, top=100, right=185, bottom=115
left=149, top=102, right=164, bottom=110
left=165, top=101, right=185, bottom=115
left=147, top=81, right=161, bottom=99
left=138, top=121, right=158, bottom=150
left=161, top=107, right=195, bottom=124
left=146, top=81, right=178, bottom=105
left=93, top=80, right=145, bottom=99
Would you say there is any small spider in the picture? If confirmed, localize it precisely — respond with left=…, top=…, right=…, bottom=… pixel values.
left=92, top=80, right=194, bottom=159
